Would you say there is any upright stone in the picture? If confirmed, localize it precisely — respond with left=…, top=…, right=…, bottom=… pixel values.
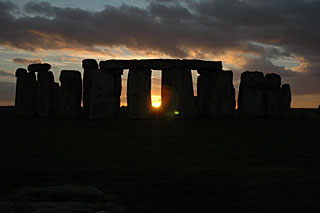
left=15, top=68, right=27, bottom=115
left=89, top=69, right=117, bottom=119
left=197, top=74, right=208, bottom=115
left=207, top=70, right=235, bottom=117
left=264, top=73, right=281, bottom=118
left=280, top=84, right=291, bottom=115
left=82, top=59, right=98, bottom=117
left=59, top=70, right=82, bottom=118
left=127, top=69, right=152, bottom=119
left=161, top=69, right=194, bottom=117
left=24, top=71, right=37, bottom=116
left=28, top=63, right=52, bottom=118
left=238, top=71, right=265, bottom=118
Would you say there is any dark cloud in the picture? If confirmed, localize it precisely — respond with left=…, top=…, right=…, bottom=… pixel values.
left=0, top=0, right=319, bottom=96
left=0, top=69, right=14, bottom=77
left=11, top=57, right=42, bottom=64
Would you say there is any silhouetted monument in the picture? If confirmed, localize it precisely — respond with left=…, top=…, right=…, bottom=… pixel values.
left=14, top=59, right=292, bottom=119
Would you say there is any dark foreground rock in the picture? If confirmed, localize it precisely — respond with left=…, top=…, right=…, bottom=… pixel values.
left=0, top=185, right=125, bottom=213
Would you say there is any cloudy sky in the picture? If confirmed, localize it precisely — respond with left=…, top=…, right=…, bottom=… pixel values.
left=0, top=0, right=319, bottom=107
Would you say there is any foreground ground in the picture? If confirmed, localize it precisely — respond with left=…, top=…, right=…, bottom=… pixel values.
left=0, top=109, right=319, bottom=212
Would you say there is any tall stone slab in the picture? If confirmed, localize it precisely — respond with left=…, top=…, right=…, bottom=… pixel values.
left=89, top=69, right=117, bottom=119
left=197, top=74, right=208, bottom=114
left=28, top=63, right=52, bottom=118
left=59, top=70, right=82, bottom=118
left=161, top=69, right=194, bottom=117
left=127, top=68, right=152, bottom=119
left=264, top=73, right=281, bottom=118
left=15, top=68, right=27, bottom=115
left=280, top=84, right=291, bottom=115
left=238, top=71, right=265, bottom=118
left=207, top=70, right=235, bottom=117
left=82, top=59, right=98, bottom=117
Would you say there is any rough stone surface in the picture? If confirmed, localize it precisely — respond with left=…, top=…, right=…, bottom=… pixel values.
left=127, top=68, right=152, bottom=119
left=0, top=185, right=125, bottom=213
left=82, top=59, right=98, bottom=116
left=89, top=69, right=117, bottom=119
left=207, top=71, right=235, bottom=117
left=28, top=63, right=51, bottom=72
left=161, top=69, right=195, bottom=117
left=264, top=73, right=281, bottom=118
left=238, top=71, right=266, bottom=118
left=36, top=70, right=52, bottom=118
left=280, top=84, right=291, bottom=115
left=59, top=70, right=82, bottom=118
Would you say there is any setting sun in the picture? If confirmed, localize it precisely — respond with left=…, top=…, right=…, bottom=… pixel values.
left=152, top=95, right=161, bottom=108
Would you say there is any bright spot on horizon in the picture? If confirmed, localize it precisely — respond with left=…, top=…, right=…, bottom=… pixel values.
left=152, top=95, right=161, bottom=108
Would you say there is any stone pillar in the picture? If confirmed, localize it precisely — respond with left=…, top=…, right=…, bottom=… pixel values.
left=28, top=63, right=52, bottom=118
left=59, top=70, right=82, bottom=118
left=161, top=68, right=194, bottom=117
left=82, top=59, right=98, bottom=117
left=238, top=71, right=265, bottom=118
left=15, top=68, right=27, bottom=115
left=280, top=84, right=291, bottom=115
left=113, top=69, right=123, bottom=114
left=127, top=68, right=152, bottom=119
left=264, top=73, right=281, bottom=118
left=207, top=70, right=235, bottom=117
left=197, top=74, right=208, bottom=115
left=89, top=69, right=118, bottom=119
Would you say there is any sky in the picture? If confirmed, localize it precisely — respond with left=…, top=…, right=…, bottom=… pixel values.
left=0, top=0, right=319, bottom=107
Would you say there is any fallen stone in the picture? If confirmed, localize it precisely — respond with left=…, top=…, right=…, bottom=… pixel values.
left=0, top=185, right=125, bottom=213
left=127, top=68, right=152, bottom=119
left=28, top=63, right=51, bottom=72
left=238, top=71, right=265, bottom=118
left=59, top=70, right=82, bottom=118
left=264, top=73, right=281, bottom=118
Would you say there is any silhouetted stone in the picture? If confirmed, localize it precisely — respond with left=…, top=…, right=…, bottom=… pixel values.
left=52, top=82, right=61, bottom=117
left=207, top=70, right=235, bottom=117
left=59, top=70, right=82, bottom=118
left=36, top=69, right=51, bottom=118
left=23, top=71, right=37, bottom=116
left=238, top=71, right=265, bottom=118
left=161, top=69, right=195, bottom=117
left=264, top=73, right=281, bottom=118
left=127, top=68, right=152, bottom=119
left=14, top=68, right=27, bottom=115
left=27, top=63, right=51, bottom=72
left=280, top=84, right=291, bottom=115
left=89, top=69, right=118, bottom=119
left=82, top=59, right=98, bottom=117
left=197, top=74, right=208, bottom=114
left=113, top=69, right=123, bottom=114
left=0, top=185, right=125, bottom=213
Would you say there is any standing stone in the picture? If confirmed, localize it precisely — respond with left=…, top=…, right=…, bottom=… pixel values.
left=15, top=68, right=27, bottom=115
left=89, top=69, right=117, bottom=119
left=161, top=69, right=195, bottom=117
left=52, top=82, right=61, bottom=117
left=82, top=59, right=98, bottom=117
left=113, top=69, right=123, bottom=113
left=23, top=71, right=37, bottom=116
left=197, top=74, right=208, bottom=115
left=280, top=84, right=291, bottom=115
left=238, top=71, right=265, bottom=118
left=207, top=70, right=235, bottom=117
left=29, top=64, right=52, bottom=118
left=59, top=70, right=82, bottom=118
left=127, top=68, right=152, bottom=119
left=264, top=73, right=281, bottom=118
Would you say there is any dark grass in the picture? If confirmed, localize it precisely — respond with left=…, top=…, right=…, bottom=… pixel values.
left=0, top=111, right=319, bottom=212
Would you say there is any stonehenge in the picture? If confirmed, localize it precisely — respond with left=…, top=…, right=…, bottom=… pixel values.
left=14, top=59, right=292, bottom=119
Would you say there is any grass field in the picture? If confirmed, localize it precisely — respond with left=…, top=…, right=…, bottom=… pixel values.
left=0, top=110, right=319, bottom=212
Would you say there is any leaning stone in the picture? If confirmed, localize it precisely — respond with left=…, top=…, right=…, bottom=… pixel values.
left=207, top=70, right=235, bottom=117
left=264, top=73, right=281, bottom=118
left=238, top=71, right=265, bottom=118
left=89, top=69, right=117, bottom=119
left=59, top=70, right=82, bottom=118
left=82, top=59, right=98, bottom=117
left=280, top=84, right=291, bottom=115
left=28, top=63, right=51, bottom=72
left=161, top=69, right=195, bottom=117
left=0, top=185, right=125, bottom=213
left=127, top=68, right=152, bottom=119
